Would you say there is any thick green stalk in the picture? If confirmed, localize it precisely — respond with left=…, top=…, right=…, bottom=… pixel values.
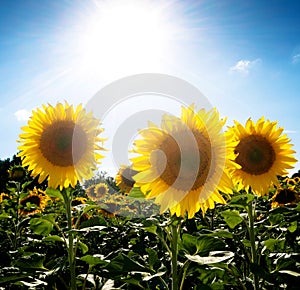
left=13, top=182, right=21, bottom=250
left=247, top=201, right=259, bottom=290
left=63, top=190, right=77, bottom=290
left=171, top=220, right=180, bottom=290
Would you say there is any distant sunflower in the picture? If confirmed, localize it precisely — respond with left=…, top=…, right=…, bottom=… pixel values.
left=86, top=183, right=108, bottom=201
left=271, top=187, right=299, bottom=208
left=8, top=165, right=26, bottom=181
left=0, top=192, right=11, bottom=203
left=115, top=165, right=138, bottom=193
left=98, top=208, right=116, bottom=218
left=285, top=178, right=297, bottom=187
left=131, top=105, right=235, bottom=218
left=227, top=117, right=297, bottom=195
left=19, top=188, right=49, bottom=216
left=71, top=197, right=87, bottom=207
left=17, top=102, right=105, bottom=190
left=94, top=183, right=109, bottom=198
left=85, top=185, right=96, bottom=199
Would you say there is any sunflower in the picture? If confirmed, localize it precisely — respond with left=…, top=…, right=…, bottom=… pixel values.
left=95, top=183, right=109, bottom=197
left=98, top=208, right=116, bottom=218
left=115, top=165, right=138, bottom=193
left=131, top=105, right=235, bottom=218
left=86, top=183, right=108, bottom=201
left=19, top=188, right=49, bottom=216
left=71, top=197, right=87, bottom=207
left=0, top=192, right=11, bottom=203
left=85, top=184, right=96, bottom=199
left=17, top=102, right=105, bottom=190
left=8, top=165, right=26, bottom=181
left=226, top=117, right=297, bottom=195
left=271, top=187, right=300, bottom=208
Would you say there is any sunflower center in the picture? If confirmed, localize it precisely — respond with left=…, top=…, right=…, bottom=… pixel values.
left=40, top=121, right=88, bottom=167
left=21, top=195, right=41, bottom=207
left=97, top=186, right=107, bottom=195
left=235, top=135, right=275, bottom=175
left=274, top=189, right=296, bottom=204
left=153, top=130, right=211, bottom=191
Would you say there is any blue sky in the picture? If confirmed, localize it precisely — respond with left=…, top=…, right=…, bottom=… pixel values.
left=0, top=0, right=300, bottom=173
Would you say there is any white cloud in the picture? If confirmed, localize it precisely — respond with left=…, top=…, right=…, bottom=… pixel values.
left=229, top=59, right=261, bottom=75
left=14, top=109, right=31, bottom=122
left=292, top=53, right=300, bottom=64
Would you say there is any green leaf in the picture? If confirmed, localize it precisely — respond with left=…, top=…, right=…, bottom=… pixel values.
left=143, top=225, right=157, bottom=235
left=196, top=236, right=225, bottom=255
left=82, top=204, right=100, bottom=215
left=228, top=194, right=255, bottom=208
left=80, top=254, right=107, bottom=266
left=0, top=212, right=11, bottom=219
left=143, top=272, right=165, bottom=281
left=221, top=210, right=244, bottom=229
left=46, top=187, right=64, bottom=200
left=207, top=230, right=233, bottom=239
left=288, top=221, right=297, bottom=233
left=242, top=239, right=251, bottom=248
left=106, top=253, right=149, bottom=275
left=14, top=253, right=45, bottom=270
left=263, top=238, right=285, bottom=251
left=269, top=213, right=284, bottom=226
left=30, top=217, right=53, bottom=236
left=185, top=251, right=234, bottom=265
left=128, top=187, right=145, bottom=199
left=77, top=241, right=89, bottom=254
left=146, top=248, right=158, bottom=269
left=17, top=278, right=47, bottom=288
left=181, top=233, right=198, bottom=254
left=278, top=270, right=300, bottom=277
left=43, top=235, right=64, bottom=243
left=42, top=213, right=57, bottom=223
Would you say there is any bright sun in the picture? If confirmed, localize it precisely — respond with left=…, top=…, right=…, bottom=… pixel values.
left=71, top=0, right=178, bottom=78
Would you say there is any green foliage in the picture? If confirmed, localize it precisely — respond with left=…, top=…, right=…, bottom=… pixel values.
left=0, top=155, right=300, bottom=289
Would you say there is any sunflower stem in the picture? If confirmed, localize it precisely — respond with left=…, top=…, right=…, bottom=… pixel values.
left=13, top=181, right=21, bottom=250
left=171, top=217, right=181, bottom=290
left=63, top=189, right=77, bottom=290
left=247, top=200, right=259, bottom=290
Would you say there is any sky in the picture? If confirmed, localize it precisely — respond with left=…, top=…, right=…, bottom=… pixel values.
left=0, top=0, right=300, bottom=174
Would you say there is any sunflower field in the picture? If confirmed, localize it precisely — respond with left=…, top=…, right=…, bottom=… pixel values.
left=0, top=102, right=299, bottom=290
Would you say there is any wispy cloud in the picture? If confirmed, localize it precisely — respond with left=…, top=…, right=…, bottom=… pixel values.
left=14, top=109, right=31, bottom=122
left=292, top=53, right=300, bottom=64
left=229, top=59, right=261, bottom=75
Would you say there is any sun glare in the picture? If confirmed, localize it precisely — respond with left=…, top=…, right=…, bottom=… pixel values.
left=72, top=0, right=178, bottom=78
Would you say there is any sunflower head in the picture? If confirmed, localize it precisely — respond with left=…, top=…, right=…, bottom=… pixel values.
left=285, top=178, right=297, bottom=187
left=71, top=197, right=87, bottom=207
left=19, top=188, right=49, bottom=216
left=226, top=117, right=297, bottom=196
left=98, top=208, right=116, bottom=218
left=85, top=185, right=96, bottom=199
left=115, top=165, right=138, bottom=194
left=131, top=105, right=234, bottom=218
left=8, top=165, right=26, bottom=181
left=271, top=187, right=299, bottom=208
left=294, top=177, right=300, bottom=184
left=86, top=183, right=108, bottom=201
left=95, top=183, right=109, bottom=197
left=17, top=102, right=106, bottom=190
left=0, top=192, right=11, bottom=203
